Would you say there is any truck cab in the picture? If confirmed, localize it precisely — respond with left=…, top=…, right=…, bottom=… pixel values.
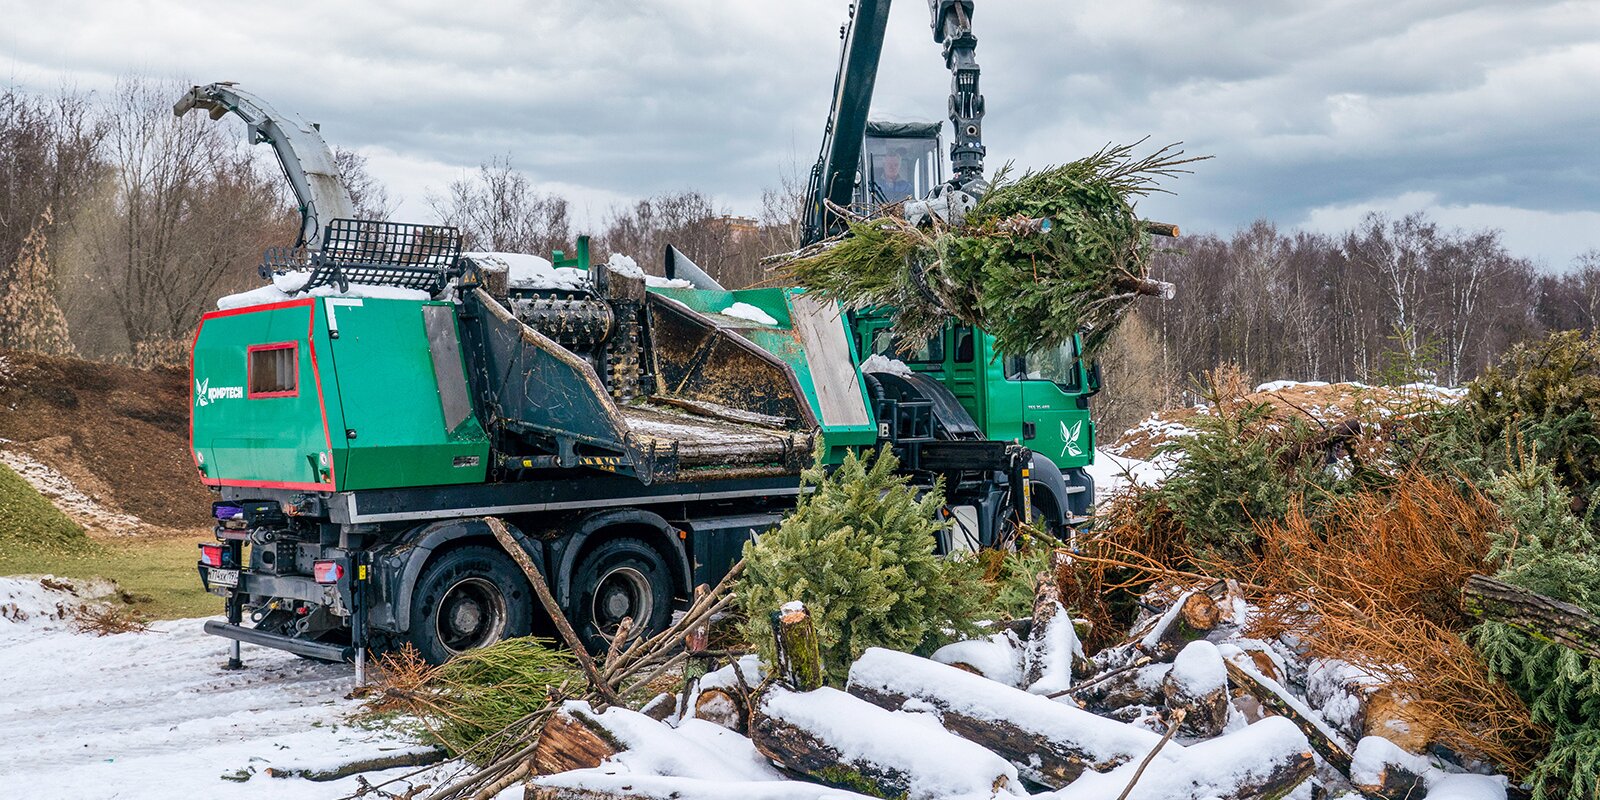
left=851, top=312, right=1099, bottom=528
left=854, top=120, right=945, bottom=212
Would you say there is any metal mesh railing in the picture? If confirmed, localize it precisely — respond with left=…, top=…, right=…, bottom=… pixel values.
left=259, top=219, right=463, bottom=295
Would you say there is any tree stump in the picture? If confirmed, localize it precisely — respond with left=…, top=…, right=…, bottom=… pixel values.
left=771, top=602, right=825, bottom=692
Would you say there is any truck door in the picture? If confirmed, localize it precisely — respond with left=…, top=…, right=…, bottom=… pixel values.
left=945, top=324, right=989, bottom=425
left=1004, top=338, right=1095, bottom=470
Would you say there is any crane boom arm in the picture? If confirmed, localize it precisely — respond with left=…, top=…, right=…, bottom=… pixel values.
left=802, top=0, right=987, bottom=245
left=929, top=0, right=985, bottom=187
left=805, top=0, right=893, bottom=246
left=174, top=83, right=356, bottom=250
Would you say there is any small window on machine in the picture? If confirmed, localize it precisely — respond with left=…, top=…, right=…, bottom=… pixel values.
left=248, top=343, right=298, bottom=398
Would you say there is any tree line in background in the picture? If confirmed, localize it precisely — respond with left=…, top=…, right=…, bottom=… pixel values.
left=1094, top=219, right=1600, bottom=434
left=2, top=80, right=1596, bottom=435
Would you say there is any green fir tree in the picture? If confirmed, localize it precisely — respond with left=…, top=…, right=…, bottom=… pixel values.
left=1471, top=460, right=1600, bottom=800
left=737, top=447, right=984, bottom=685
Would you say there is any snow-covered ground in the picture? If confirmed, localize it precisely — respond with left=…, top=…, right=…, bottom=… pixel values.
left=1085, top=448, right=1175, bottom=497
left=0, top=578, right=457, bottom=800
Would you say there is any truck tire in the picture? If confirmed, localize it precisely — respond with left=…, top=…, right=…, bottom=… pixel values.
left=569, top=538, right=673, bottom=653
left=408, top=545, right=532, bottom=664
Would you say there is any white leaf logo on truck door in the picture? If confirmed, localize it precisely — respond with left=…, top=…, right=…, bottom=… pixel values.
left=1060, top=420, right=1083, bottom=458
left=194, top=378, right=210, bottom=408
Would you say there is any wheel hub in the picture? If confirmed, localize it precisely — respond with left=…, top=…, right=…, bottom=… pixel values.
left=591, top=566, right=652, bottom=636
left=435, top=577, right=507, bottom=654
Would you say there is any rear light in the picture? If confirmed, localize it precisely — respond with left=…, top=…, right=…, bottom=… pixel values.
left=198, top=543, right=225, bottom=567
left=313, top=560, right=344, bottom=584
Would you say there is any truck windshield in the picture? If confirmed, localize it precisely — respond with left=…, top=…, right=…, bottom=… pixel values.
left=1006, top=343, right=1082, bottom=391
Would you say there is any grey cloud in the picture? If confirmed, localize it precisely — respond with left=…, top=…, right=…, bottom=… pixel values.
left=1, top=0, right=1594, bottom=263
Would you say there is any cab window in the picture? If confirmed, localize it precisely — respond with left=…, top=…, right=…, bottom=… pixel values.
left=870, top=329, right=944, bottom=364
left=1005, top=342, right=1082, bottom=391
left=952, top=327, right=975, bottom=363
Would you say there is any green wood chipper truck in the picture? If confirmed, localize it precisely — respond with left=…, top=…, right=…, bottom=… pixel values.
left=182, top=0, right=1102, bottom=671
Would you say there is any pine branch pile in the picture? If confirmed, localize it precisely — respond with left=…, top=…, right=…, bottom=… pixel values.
left=783, top=142, right=1204, bottom=356
left=373, top=638, right=583, bottom=763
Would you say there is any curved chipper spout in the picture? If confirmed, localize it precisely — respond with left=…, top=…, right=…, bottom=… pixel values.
left=174, top=82, right=356, bottom=250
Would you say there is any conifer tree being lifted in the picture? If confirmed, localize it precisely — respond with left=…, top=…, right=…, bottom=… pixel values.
left=782, top=142, right=1206, bottom=357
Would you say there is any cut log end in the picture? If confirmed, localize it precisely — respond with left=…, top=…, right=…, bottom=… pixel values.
left=532, top=709, right=621, bottom=776
left=693, top=686, right=747, bottom=733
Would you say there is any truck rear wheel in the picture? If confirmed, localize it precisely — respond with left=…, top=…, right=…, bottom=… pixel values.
left=409, top=545, right=532, bottom=664
left=569, top=538, right=673, bottom=653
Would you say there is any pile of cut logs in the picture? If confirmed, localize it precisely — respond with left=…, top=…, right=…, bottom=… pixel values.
left=521, top=549, right=1502, bottom=800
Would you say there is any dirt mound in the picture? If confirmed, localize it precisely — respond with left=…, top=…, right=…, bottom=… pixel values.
left=0, top=351, right=210, bottom=533
left=1110, top=380, right=1462, bottom=461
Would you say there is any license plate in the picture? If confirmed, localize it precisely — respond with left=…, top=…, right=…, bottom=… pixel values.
left=207, top=567, right=240, bottom=588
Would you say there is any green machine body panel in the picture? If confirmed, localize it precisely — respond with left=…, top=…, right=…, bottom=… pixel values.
left=650, top=286, right=878, bottom=463
left=191, top=297, right=489, bottom=492
left=849, top=312, right=1097, bottom=471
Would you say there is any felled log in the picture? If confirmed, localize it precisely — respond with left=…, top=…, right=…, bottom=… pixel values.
left=933, top=632, right=1025, bottom=687
left=770, top=602, right=825, bottom=692
left=1137, top=591, right=1221, bottom=662
left=1024, top=557, right=1079, bottom=694
left=847, top=647, right=1161, bottom=788
left=1162, top=641, right=1229, bottom=738
left=1222, top=652, right=1355, bottom=776
left=1072, top=661, right=1167, bottom=711
left=1349, top=736, right=1430, bottom=800
left=1142, top=221, right=1181, bottom=238
left=1049, top=716, right=1314, bottom=800
left=1463, top=574, right=1600, bottom=660
left=638, top=692, right=675, bottom=722
left=749, top=686, right=1022, bottom=799
left=532, top=706, right=624, bottom=775
left=264, top=747, right=446, bottom=781
left=528, top=773, right=879, bottom=800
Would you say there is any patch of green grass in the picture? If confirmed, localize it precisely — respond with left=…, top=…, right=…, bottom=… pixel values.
left=0, top=460, right=91, bottom=558
left=0, top=462, right=216, bottom=619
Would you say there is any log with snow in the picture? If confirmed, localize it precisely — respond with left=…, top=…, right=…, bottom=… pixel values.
left=527, top=772, right=881, bottom=800
left=1350, top=735, right=1430, bottom=800
left=1162, top=641, right=1229, bottom=738
left=1048, top=716, right=1314, bottom=800
left=748, top=685, right=1025, bottom=800
left=1022, top=553, right=1081, bottom=695
left=1220, top=646, right=1357, bottom=775
left=846, top=647, right=1163, bottom=788
left=1136, top=590, right=1221, bottom=662
left=931, top=631, right=1024, bottom=687
left=684, top=655, right=763, bottom=733
left=533, top=701, right=785, bottom=782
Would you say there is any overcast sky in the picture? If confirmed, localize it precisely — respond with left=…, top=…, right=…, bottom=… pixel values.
left=3, top=0, right=1596, bottom=267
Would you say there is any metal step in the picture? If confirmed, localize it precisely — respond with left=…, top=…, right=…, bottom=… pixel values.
left=203, top=620, right=352, bottom=663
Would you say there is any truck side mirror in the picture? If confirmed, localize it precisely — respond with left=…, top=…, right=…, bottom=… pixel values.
left=1086, top=362, right=1103, bottom=397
